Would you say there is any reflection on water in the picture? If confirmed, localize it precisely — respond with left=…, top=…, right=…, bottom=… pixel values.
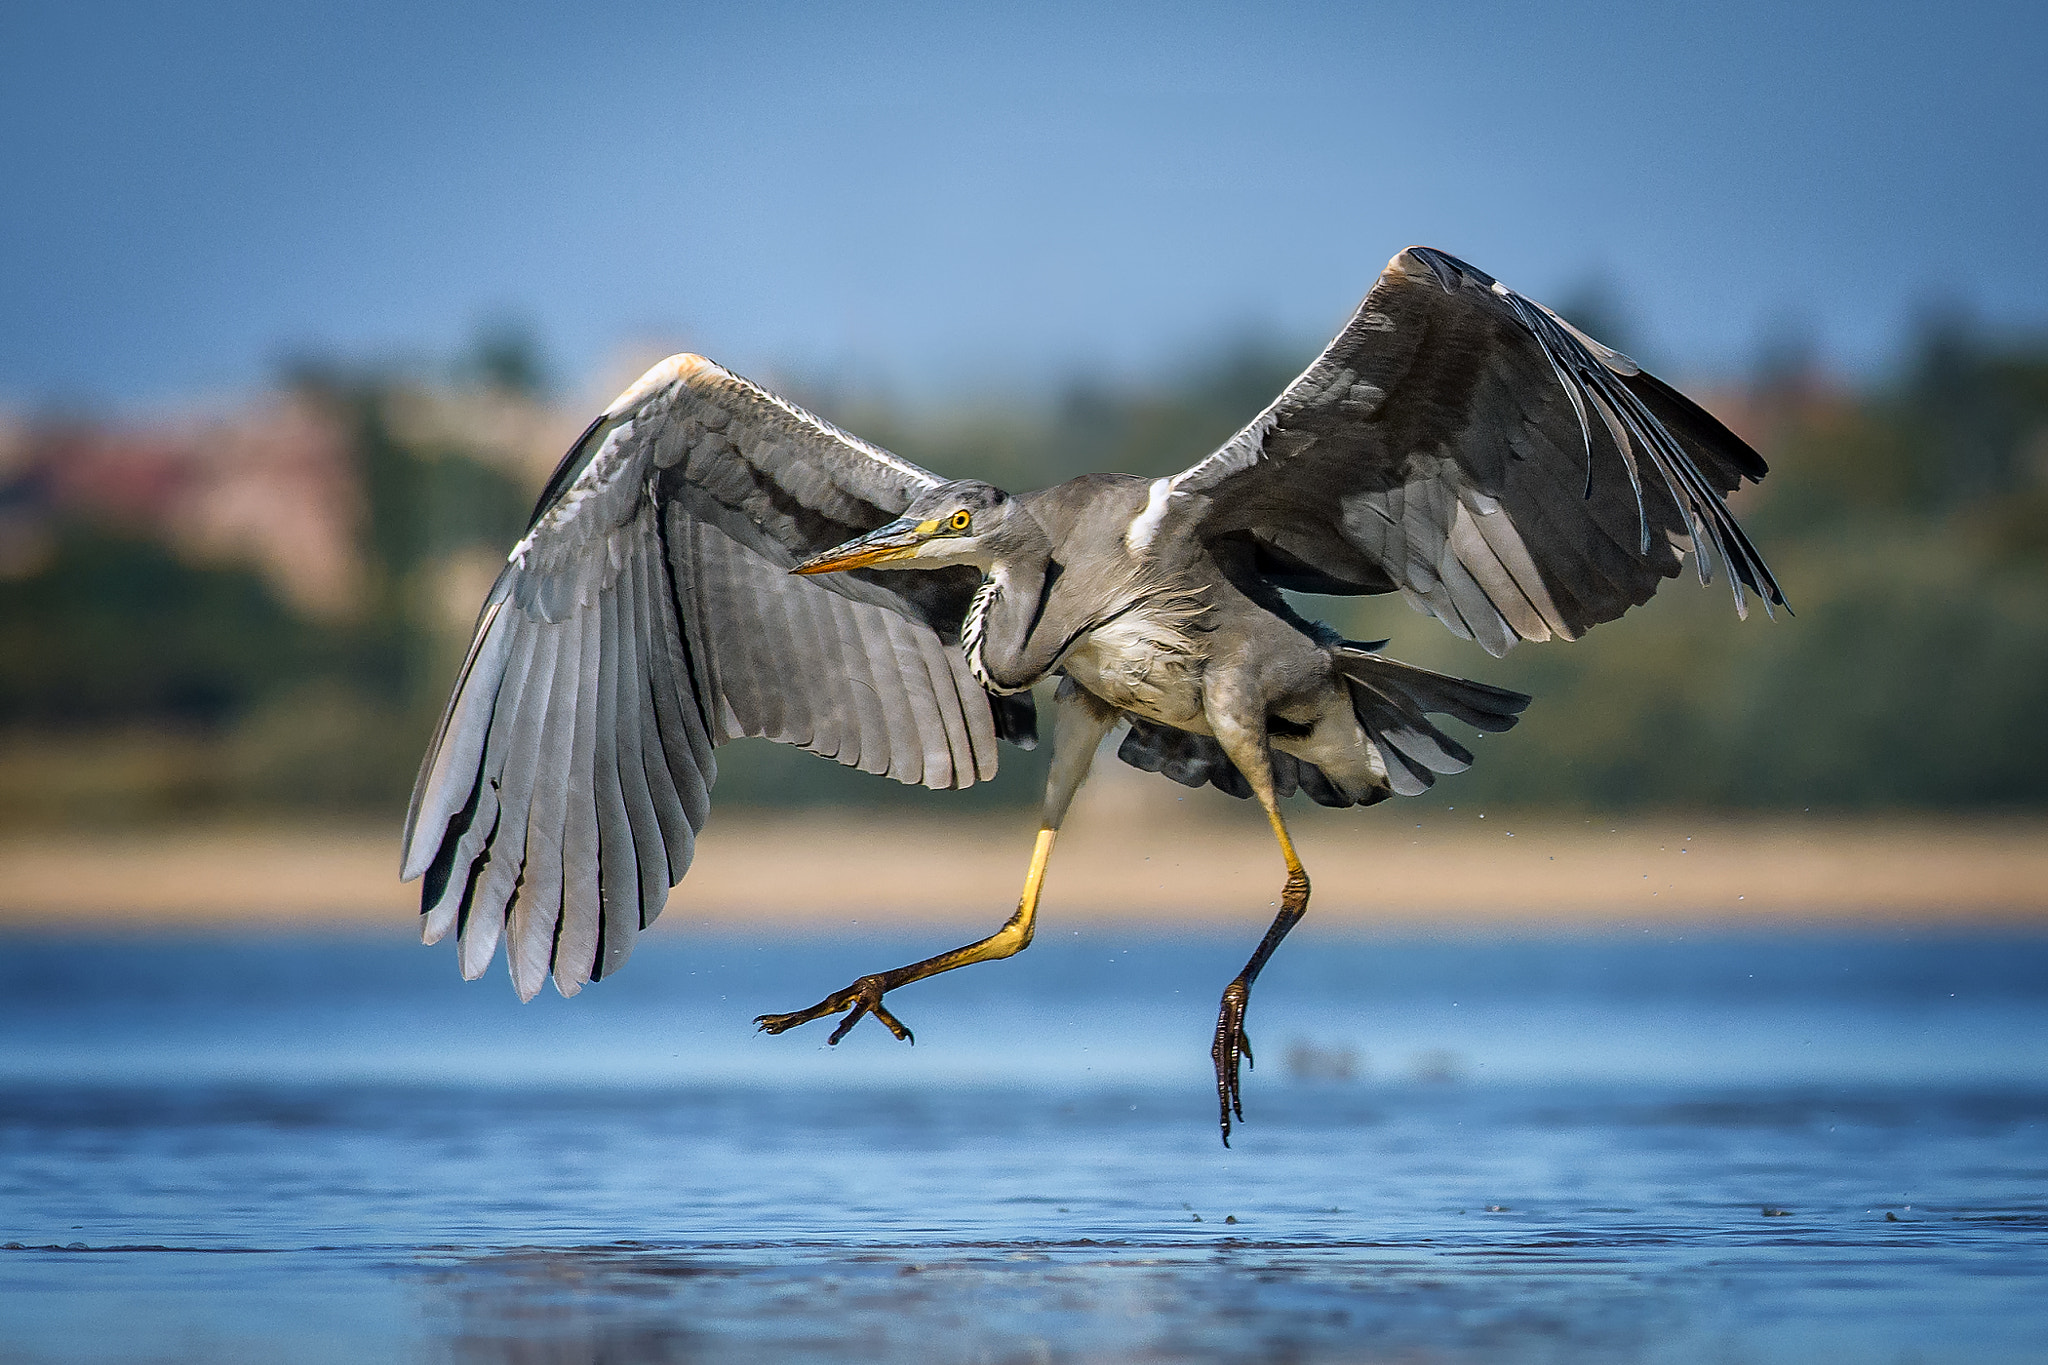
left=1, top=929, right=2044, bottom=1363
left=426, top=1240, right=1690, bottom=1365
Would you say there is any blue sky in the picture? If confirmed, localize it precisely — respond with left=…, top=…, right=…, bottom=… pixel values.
left=3, top=0, right=2043, bottom=410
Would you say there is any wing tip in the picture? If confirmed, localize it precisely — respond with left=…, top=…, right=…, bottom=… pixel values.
left=399, top=837, right=432, bottom=885
left=604, top=352, right=721, bottom=416
left=1396, top=245, right=1490, bottom=294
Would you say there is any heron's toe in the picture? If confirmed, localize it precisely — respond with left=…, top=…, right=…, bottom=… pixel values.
left=1211, top=979, right=1255, bottom=1145
left=756, top=975, right=916, bottom=1045
left=753, top=1007, right=819, bottom=1035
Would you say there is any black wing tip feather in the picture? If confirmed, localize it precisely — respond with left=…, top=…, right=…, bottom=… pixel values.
left=1621, top=369, right=1770, bottom=487
left=526, top=413, right=611, bottom=530
left=1403, top=242, right=1774, bottom=492
left=1193, top=243, right=1787, bottom=650
left=1452, top=254, right=1787, bottom=626
left=1385, top=247, right=1769, bottom=636
left=1404, top=245, right=1493, bottom=294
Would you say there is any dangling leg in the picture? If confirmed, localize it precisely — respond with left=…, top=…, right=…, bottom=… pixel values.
left=1207, top=717, right=1310, bottom=1146
left=755, top=686, right=1118, bottom=1044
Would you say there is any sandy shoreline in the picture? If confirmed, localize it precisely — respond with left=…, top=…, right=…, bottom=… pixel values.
left=3, top=791, right=2044, bottom=933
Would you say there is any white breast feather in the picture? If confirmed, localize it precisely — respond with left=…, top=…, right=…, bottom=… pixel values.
left=1061, top=571, right=1209, bottom=723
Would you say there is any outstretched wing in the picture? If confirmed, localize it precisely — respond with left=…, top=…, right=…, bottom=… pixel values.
left=401, top=355, right=1031, bottom=1000
left=1166, top=247, right=1785, bottom=656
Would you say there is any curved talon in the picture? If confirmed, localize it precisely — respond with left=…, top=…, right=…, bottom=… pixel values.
left=868, top=998, right=913, bottom=1043
left=826, top=996, right=871, bottom=1044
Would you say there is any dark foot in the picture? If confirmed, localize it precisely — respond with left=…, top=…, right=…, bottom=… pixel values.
left=755, top=974, right=915, bottom=1045
left=1211, top=978, right=1255, bottom=1146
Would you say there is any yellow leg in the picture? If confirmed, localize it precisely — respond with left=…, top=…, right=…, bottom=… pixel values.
left=1264, top=804, right=1306, bottom=891
left=756, top=686, right=1116, bottom=1047
left=755, top=826, right=1059, bottom=1045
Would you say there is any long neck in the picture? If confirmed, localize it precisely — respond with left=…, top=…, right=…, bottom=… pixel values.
left=961, top=509, right=1071, bottom=695
left=963, top=551, right=1054, bottom=695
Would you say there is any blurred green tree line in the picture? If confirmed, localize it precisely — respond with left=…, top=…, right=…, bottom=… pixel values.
left=2, top=318, right=2044, bottom=826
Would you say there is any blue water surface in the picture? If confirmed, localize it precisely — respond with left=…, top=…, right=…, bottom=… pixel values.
left=1, top=925, right=2043, bottom=1363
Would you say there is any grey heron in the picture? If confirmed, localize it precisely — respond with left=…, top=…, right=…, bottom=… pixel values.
left=402, top=246, right=1783, bottom=1142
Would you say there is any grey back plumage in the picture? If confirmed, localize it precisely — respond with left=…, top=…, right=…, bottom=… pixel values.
left=402, top=355, right=1029, bottom=1000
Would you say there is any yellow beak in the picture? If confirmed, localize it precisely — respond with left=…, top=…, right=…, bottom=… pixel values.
left=790, top=517, right=938, bottom=575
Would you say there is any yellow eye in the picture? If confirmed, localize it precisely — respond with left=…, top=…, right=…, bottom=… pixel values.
left=948, top=510, right=972, bottom=532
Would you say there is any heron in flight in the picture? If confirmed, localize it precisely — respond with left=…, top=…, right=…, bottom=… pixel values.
left=403, top=247, right=1783, bottom=1142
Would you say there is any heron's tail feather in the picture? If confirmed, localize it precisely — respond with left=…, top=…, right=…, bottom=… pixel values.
left=1332, top=647, right=1530, bottom=798
left=1111, top=651, right=1526, bottom=808
left=1116, top=715, right=1359, bottom=808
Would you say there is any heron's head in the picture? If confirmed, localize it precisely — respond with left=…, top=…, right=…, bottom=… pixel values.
left=791, top=481, right=1022, bottom=576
